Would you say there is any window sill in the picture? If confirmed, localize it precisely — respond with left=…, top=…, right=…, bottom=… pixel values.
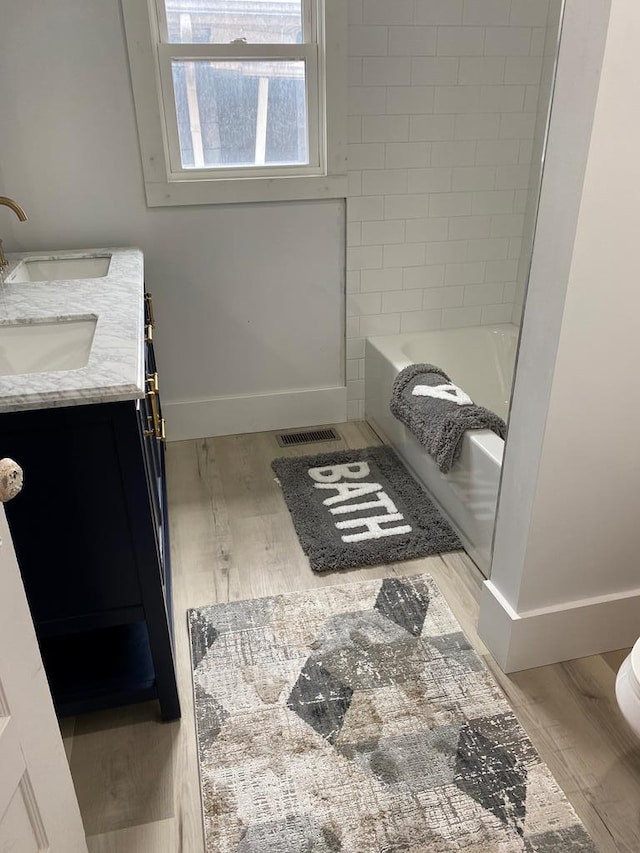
left=143, top=173, right=348, bottom=207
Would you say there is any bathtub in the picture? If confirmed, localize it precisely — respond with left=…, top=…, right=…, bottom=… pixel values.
left=365, top=324, right=518, bottom=577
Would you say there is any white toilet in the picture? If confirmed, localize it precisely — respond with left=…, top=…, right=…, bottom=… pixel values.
left=615, top=638, right=640, bottom=737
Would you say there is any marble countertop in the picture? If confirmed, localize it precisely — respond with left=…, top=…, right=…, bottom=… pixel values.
left=0, top=248, right=145, bottom=412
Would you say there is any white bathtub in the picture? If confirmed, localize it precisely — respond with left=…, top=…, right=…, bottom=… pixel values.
left=365, top=324, right=519, bottom=576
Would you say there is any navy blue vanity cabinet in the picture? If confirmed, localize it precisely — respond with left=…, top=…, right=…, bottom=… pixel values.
left=0, top=294, right=180, bottom=721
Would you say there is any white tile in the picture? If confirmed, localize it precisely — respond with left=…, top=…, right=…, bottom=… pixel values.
left=452, top=166, right=496, bottom=192
left=431, top=140, right=476, bottom=166
left=363, top=57, right=411, bottom=86
left=346, top=359, right=360, bottom=381
left=462, top=0, right=511, bottom=25
left=414, top=0, right=463, bottom=25
left=348, top=115, right=362, bottom=143
left=348, top=26, right=389, bottom=57
left=496, top=164, right=531, bottom=190
left=363, top=0, right=414, bottom=26
left=359, top=313, right=401, bottom=337
left=513, top=189, right=529, bottom=213
left=362, top=169, right=408, bottom=195
left=426, top=240, right=468, bottom=264
left=346, top=337, right=366, bottom=359
left=441, top=306, right=482, bottom=328
left=361, top=219, right=406, bottom=245
left=347, top=195, right=384, bottom=222
left=503, top=282, right=517, bottom=303
left=347, top=379, right=366, bottom=400
left=347, top=270, right=361, bottom=293
left=478, top=85, right=525, bottom=113
left=476, top=139, right=521, bottom=165
left=359, top=359, right=367, bottom=378
left=466, top=237, right=509, bottom=261
left=481, top=303, right=514, bottom=324
left=510, top=0, right=550, bottom=27
left=348, top=170, right=362, bottom=196
left=381, top=289, right=424, bottom=313
left=404, top=265, right=445, bottom=288
left=484, top=258, right=519, bottom=281
left=530, top=27, right=546, bottom=56
left=384, top=194, right=429, bottom=219
left=490, top=213, right=524, bottom=237
left=499, top=113, right=536, bottom=139
left=362, top=115, right=409, bottom=143
left=409, top=115, right=455, bottom=141
left=405, top=217, right=449, bottom=243
left=401, top=309, right=443, bottom=332
left=385, top=141, right=432, bottom=169
left=434, top=84, right=480, bottom=114
left=448, top=215, right=492, bottom=239
left=472, top=190, right=515, bottom=215
left=484, top=27, right=532, bottom=57
left=348, top=86, right=387, bottom=116
left=524, top=84, right=540, bottom=112
left=459, top=57, right=505, bottom=85
left=429, top=192, right=473, bottom=217
left=347, top=245, right=383, bottom=270
left=445, top=261, right=485, bottom=285
left=361, top=267, right=403, bottom=292
left=437, top=27, right=485, bottom=57
left=347, top=221, right=362, bottom=246
left=509, top=236, right=523, bottom=259
left=408, top=167, right=452, bottom=192
left=348, top=58, right=363, bottom=86
left=388, top=26, right=438, bottom=56
left=519, top=139, right=534, bottom=164
left=505, top=56, right=543, bottom=85
left=463, top=282, right=505, bottom=305
left=383, top=242, right=426, bottom=267
left=347, top=292, right=382, bottom=316
left=454, top=114, right=501, bottom=140
left=349, top=0, right=363, bottom=26
left=348, top=143, right=386, bottom=170
left=346, top=316, right=360, bottom=337
left=411, top=57, right=459, bottom=84
left=386, top=86, right=435, bottom=114
left=423, top=286, right=465, bottom=309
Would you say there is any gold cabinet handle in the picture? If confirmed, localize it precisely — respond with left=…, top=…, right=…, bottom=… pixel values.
left=144, top=292, right=155, bottom=328
left=145, top=323, right=153, bottom=344
left=146, top=372, right=159, bottom=395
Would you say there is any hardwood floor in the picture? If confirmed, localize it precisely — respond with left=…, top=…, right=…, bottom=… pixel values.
left=62, top=422, right=640, bottom=852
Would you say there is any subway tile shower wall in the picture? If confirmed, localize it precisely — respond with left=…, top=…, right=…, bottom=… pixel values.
left=346, top=0, right=554, bottom=419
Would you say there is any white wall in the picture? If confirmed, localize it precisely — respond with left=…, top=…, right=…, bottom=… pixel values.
left=0, top=1, right=346, bottom=439
left=480, top=0, right=640, bottom=671
left=345, top=0, right=550, bottom=418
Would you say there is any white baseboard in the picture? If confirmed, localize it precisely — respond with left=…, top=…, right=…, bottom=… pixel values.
left=164, top=386, right=348, bottom=441
left=479, top=580, right=640, bottom=672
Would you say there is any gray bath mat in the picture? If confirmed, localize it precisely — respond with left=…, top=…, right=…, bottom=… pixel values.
left=271, top=446, right=460, bottom=572
left=189, top=574, right=596, bottom=852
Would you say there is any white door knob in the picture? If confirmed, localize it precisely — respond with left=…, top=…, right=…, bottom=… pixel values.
left=0, top=458, right=23, bottom=502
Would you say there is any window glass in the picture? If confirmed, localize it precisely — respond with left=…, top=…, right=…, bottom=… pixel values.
left=164, top=0, right=304, bottom=45
left=172, top=60, right=309, bottom=168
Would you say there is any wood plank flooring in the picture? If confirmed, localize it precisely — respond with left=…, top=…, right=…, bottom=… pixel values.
left=62, top=422, right=640, bottom=852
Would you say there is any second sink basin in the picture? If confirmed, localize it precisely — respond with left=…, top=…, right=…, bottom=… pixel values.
left=0, top=318, right=97, bottom=376
left=6, top=255, right=111, bottom=283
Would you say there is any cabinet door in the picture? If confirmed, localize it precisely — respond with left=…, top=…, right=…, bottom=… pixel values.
left=0, top=501, right=88, bottom=851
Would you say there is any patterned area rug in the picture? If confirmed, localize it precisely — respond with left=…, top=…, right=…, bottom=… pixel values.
left=189, top=575, right=596, bottom=852
left=272, top=447, right=461, bottom=572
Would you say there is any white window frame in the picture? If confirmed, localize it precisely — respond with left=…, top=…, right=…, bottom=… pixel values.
left=121, top=0, right=347, bottom=206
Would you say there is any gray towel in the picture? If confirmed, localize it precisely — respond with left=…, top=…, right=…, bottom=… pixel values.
left=390, top=363, right=507, bottom=474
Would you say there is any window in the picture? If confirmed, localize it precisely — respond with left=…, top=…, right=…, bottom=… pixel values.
left=122, top=0, right=347, bottom=206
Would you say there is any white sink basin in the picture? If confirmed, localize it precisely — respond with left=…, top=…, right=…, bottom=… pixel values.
left=0, top=318, right=97, bottom=376
left=6, top=256, right=111, bottom=283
